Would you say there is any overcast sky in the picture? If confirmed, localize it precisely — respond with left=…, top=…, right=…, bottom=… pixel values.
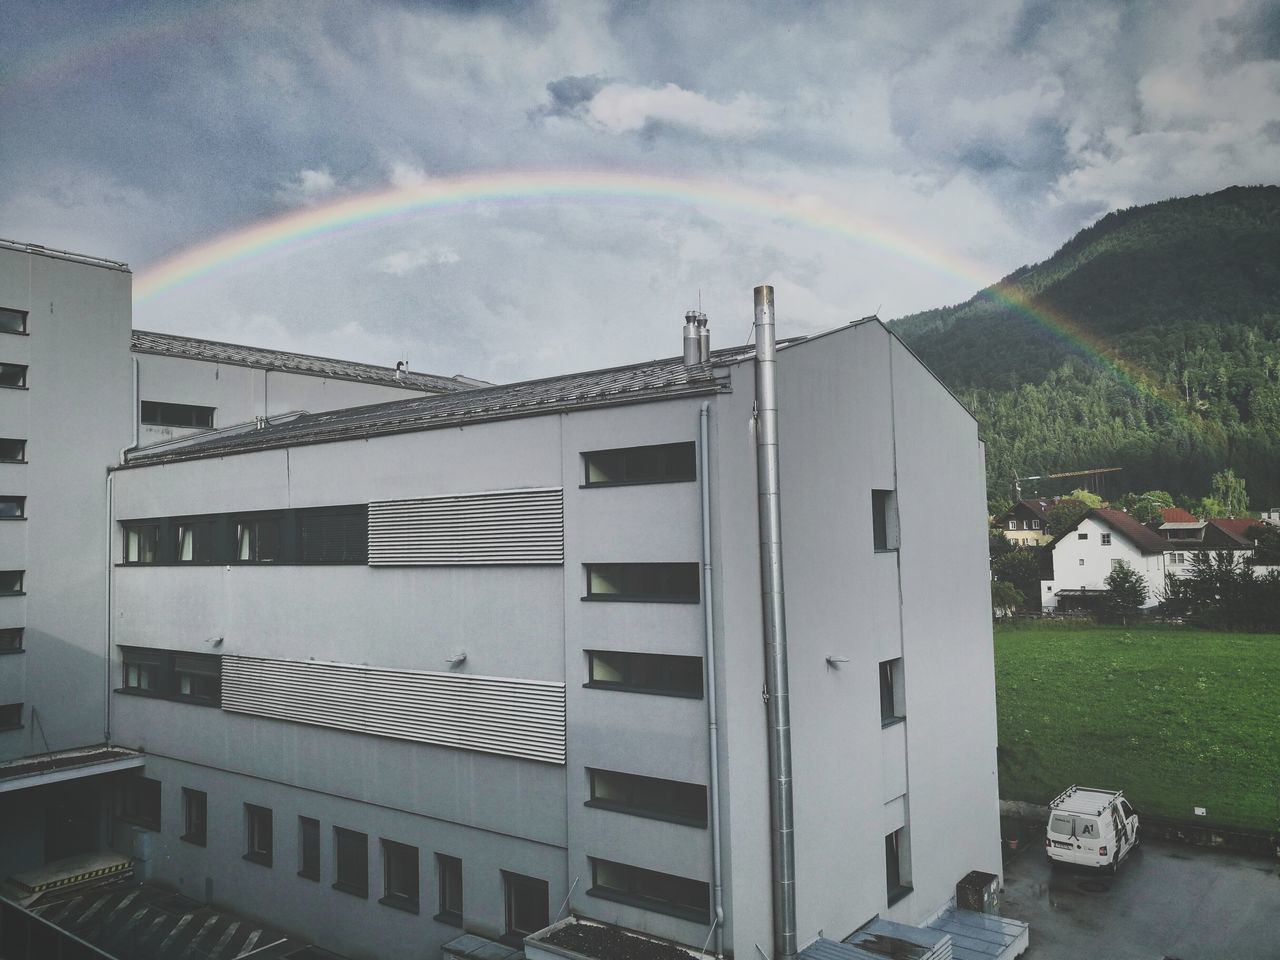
left=3, top=0, right=1278, bottom=383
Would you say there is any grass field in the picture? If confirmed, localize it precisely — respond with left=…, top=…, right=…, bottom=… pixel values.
left=995, top=621, right=1280, bottom=830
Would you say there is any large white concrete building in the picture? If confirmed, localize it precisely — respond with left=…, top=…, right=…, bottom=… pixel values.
left=1, top=238, right=1004, bottom=960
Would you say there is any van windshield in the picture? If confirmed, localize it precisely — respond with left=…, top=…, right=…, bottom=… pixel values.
left=1049, top=814, right=1100, bottom=839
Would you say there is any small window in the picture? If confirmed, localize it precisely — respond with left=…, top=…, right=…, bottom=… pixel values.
left=124, top=523, right=160, bottom=564
left=380, top=839, right=419, bottom=913
left=587, top=769, right=707, bottom=827
left=583, top=563, right=699, bottom=602
left=175, top=520, right=216, bottom=563
left=0, top=498, right=22, bottom=519
left=119, top=776, right=161, bottom=830
left=245, top=804, right=273, bottom=866
left=119, top=647, right=221, bottom=706
left=299, top=817, right=320, bottom=880
left=503, top=872, right=549, bottom=945
left=585, top=651, right=702, bottom=698
left=1031, top=520, right=1041, bottom=530
left=0, top=570, right=24, bottom=595
left=588, top=858, right=710, bottom=923
left=1077, top=533, right=1088, bottom=540
left=1171, top=552, right=1186, bottom=564
left=174, top=653, right=220, bottom=703
left=0, top=628, right=23, bottom=653
left=436, top=854, right=463, bottom=925
left=873, top=490, right=899, bottom=551
left=334, top=827, right=368, bottom=898
left=0, top=364, right=27, bottom=389
left=1078, top=558, right=1085, bottom=566
left=0, top=308, right=27, bottom=335
left=1007, top=520, right=1016, bottom=531
left=236, top=515, right=281, bottom=563
left=299, top=507, right=368, bottom=564
left=582, top=442, right=696, bottom=486
left=0, top=702, right=22, bottom=730
left=140, top=401, right=214, bottom=429
left=0, top=439, right=25, bottom=462
left=879, top=658, right=904, bottom=727
left=182, top=788, right=207, bottom=846
left=1101, top=533, right=1112, bottom=546
left=885, top=827, right=912, bottom=905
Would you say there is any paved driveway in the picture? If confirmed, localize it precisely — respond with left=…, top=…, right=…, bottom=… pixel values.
left=1000, top=835, right=1280, bottom=959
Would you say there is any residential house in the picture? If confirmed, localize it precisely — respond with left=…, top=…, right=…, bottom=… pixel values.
left=993, top=500, right=1051, bottom=547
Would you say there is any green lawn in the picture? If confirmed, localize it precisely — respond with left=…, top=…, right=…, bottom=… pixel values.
left=995, top=622, right=1280, bottom=830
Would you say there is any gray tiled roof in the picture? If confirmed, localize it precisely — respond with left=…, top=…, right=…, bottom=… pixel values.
left=131, top=330, right=475, bottom=393
left=124, top=342, right=772, bottom=467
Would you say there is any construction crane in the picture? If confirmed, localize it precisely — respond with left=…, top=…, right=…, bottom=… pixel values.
left=1012, top=467, right=1122, bottom=502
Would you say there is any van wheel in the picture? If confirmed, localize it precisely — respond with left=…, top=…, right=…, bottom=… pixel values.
left=1107, top=855, right=1118, bottom=875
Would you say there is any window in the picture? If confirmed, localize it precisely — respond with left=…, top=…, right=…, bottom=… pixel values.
left=334, top=827, right=368, bottom=897
left=1077, top=533, right=1088, bottom=540
left=0, top=570, right=24, bottom=595
left=176, top=519, right=216, bottom=563
left=1031, top=519, right=1041, bottom=530
left=380, top=839, right=419, bottom=913
left=299, top=817, right=321, bottom=880
left=1007, top=520, right=1016, bottom=530
left=885, top=827, right=912, bottom=905
left=182, top=789, right=207, bottom=846
left=436, top=854, right=463, bottom=925
left=119, top=776, right=161, bottom=830
left=245, top=804, right=273, bottom=866
left=879, top=658, right=904, bottom=727
left=585, top=651, right=702, bottom=698
left=0, top=628, right=22, bottom=653
left=1078, top=558, right=1085, bottom=566
left=0, top=438, right=25, bottom=462
left=124, top=523, right=160, bottom=563
left=1171, top=552, right=1187, bottom=564
left=0, top=308, right=27, bottom=335
left=299, top=506, right=367, bottom=564
left=118, top=647, right=221, bottom=706
left=1101, top=533, right=1112, bottom=546
left=140, top=401, right=214, bottom=429
left=503, top=872, right=549, bottom=944
left=236, top=515, right=281, bottom=563
left=873, top=489, right=899, bottom=551
left=0, top=702, right=22, bottom=731
left=583, top=563, right=699, bottom=602
left=587, top=769, right=707, bottom=827
left=588, top=858, right=710, bottom=923
left=582, top=442, right=696, bottom=486
left=0, top=364, right=27, bottom=389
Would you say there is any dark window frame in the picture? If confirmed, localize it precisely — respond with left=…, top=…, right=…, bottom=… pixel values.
left=123, top=522, right=161, bottom=564
left=0, top=702, right=22, bottom=731
left=117, top=506, right=366, bottom=566
left=0, top=570, right=25, bottom=596
left=435, top=854, right=463, bottom=926
left=584, top=650, right=703, bottom=699
left=118, top=646, right=222, bottom=707
left=333, top=826, right=369, bottom=898
left=0, top=363, right=27, bottom=390
left=872, top=489, right=899, bottom=552
left=583, top=563, right=700, bottom=603
left=885, top=827, right=912, bottom=905
left=501, top=871, right=549, bottom=946
left=140, top=400, right=215, bottom=429
left=379, top=839, right=420, bottom=914
left=0, top=438, right=25, bottom=463
left=118, top=775, right=161, bottom=831
left=0, top=307, right=28, bottom=336
left=0, top=627, right=23, bottom=655
left=244, top=803, right=273, bottom=867
left=298, top=816, right=321, bottom=881
left=182, top=788, right=207, bottom=846
left=581, top=441, right=697, bottom=487
left=586, top=768, right=707, bottom=828
left=0, top=496, right=24, bottom=520
left=879, top=658, right=905, bottom=728
left=587, top=857, right=710, bottom=924
left=233, top=513, right=284, bottom=564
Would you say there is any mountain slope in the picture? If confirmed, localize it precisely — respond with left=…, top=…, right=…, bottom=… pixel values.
left=891, top=186, right=1280, bottom=506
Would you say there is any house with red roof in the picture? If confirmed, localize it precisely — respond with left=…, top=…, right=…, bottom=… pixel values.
left=1041, top=509, right=1172, bottom=613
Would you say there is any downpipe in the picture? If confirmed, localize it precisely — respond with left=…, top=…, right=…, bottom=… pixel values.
left=753, top=285, right=797, bottom=960
left=700, top=400, right=726, bottom=956
left=106, top=357, right=141, bottom=742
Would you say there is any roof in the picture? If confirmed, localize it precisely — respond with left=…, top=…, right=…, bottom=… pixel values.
left=1160, top=506, right=1199, bottom=523
left=1208, top=518, right=1259, bottom=540
left=131, top=330, right=476, bottom=393
left=1092, top=508, right=1171, bottom=554
left=0, top=236, right=130, bottom=272
left=125, top=343, right=761, bottom=467
left=995, top=499, right=1051, bottom=523
left=1051, top=785, right=1122, bottom=815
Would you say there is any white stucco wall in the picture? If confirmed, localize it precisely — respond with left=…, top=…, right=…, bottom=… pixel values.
left=1042, top=516, right=1166, bottom=610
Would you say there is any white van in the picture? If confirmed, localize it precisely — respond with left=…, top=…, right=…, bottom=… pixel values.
left=1045, top=785, right=1139, bottom=873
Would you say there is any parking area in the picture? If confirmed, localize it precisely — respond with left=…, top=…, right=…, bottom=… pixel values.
left=1000, top=834, right=1280, bottom=959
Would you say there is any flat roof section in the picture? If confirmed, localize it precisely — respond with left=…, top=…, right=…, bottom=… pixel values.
left=0, top=746, right=145, bottom=794
left=0, top=237, right=131, bottom=272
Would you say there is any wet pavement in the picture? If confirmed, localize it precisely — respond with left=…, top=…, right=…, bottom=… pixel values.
left=999, top=834, right=1280, bottom=959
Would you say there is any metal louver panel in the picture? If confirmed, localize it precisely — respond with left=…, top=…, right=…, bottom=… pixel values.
left=368, top=487, right=563, bottom=565
left=221, top=655, right=566, bottom=764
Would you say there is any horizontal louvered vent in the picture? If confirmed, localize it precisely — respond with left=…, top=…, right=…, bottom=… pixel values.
left=221, top=656, right=566, bottom=764
left=368, top=487, right=564, bottom=566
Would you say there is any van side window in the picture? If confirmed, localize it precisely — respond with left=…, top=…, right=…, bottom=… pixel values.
left=1120, top=799, right=1134, bottom=819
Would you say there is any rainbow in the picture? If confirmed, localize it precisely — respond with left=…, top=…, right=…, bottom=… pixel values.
left=132, top=169, right=1186, bottom=413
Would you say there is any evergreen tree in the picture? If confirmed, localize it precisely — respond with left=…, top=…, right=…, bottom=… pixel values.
left=1104, top=561, right=1148, bottom=624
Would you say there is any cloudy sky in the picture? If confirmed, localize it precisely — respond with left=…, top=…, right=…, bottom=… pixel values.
left=2, top=0, right=1278, bottom=382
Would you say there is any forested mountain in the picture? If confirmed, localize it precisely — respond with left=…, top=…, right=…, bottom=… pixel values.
left=891, top=186, right=1280, bottom=507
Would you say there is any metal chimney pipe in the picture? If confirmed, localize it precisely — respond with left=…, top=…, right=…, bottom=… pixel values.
left=697, top=312, right=710, bottom=363
left=684, top=312, right=702, bottom=366
left=753, top=284, right=798, bottom=960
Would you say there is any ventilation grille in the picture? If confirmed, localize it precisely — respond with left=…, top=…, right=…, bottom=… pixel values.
left=368, top=487, right=564, bottom=565
left=221, top=655, right=566, bottom=764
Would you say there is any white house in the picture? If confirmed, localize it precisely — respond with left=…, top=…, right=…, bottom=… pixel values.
left=1041, top=509, right=1171, bottom=613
